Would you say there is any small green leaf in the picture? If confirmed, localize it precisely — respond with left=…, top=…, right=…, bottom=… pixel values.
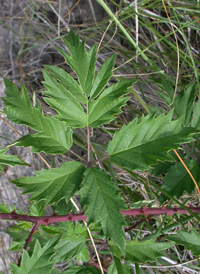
left=15, top=115, right=73, bottom=155
left=40, top=225, right=61, bottom=237
left=108, top=111, right=197, bottom=171
left=11, top=162, right=85, bottom=206
left=166, top=229, right=200, bottom=256
left=54, top=235, right=86, bottom=262
left=90, top=54, right=116, bottom=100
left=57, top=30, right=96, bottom=96
left=51, top=199, right=76, bottom=216
left=10, top=237, right=59, bottom=274
left=88, top=80, right=134, bottom=127
left=2, top=78, right=41, bottom=130
left=29, top=201, right=46, bottom=216
left=160, top=159, right=200, bottom=203
left=0, top=203, right=10, bottom=213
left=76, top=246, right=90, bottom=262
left=42, top=70, right=87, bottom=128
left=2, top=79, right=73, bottom=154
left=7, top=228, right=29, bottom=251
left=109, top=239, right=174, bottom=263
left=44, top=65, right=87, bottom=103
left=74, top=222, right=88, bottom=238
left=0, top=148, right=29, bottom=172
left=79, top=168, right=126, bottom=253
left=57, top=222, right=75, bottom=237
left=152, top=77, right=174, bottom=105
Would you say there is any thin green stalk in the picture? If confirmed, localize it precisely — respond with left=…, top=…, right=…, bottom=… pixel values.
left=135, top=263, right=141, bottom=274
left=113, top=255, right=125, bottom=274
left=51, top=155, right=55, bottom=168
left=135, top=222, right=144, bottom=240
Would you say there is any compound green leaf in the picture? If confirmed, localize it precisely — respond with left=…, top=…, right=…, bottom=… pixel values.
left=107, top=111, right=197, bottom=171
left=166, top=229, right=200, bottom=256
left=42, top=31, right=135, bottom=128
left=160, top=160, right=200, bottom=203
left=57, top=30, right=96, bottom=96
left=54, top=235, right=86, bottom=262
left=90, top=54, right=116, bottom=100
left=79, top=168, right=126, bottom=253
left=109, top=239, right=174, bottom=263
left=11, top=162, right=85, bottom=206
left=42, top=70, right=87, bottom=128
left=0, top=148, right=29, bottom=172
left=88, top=80, right=134, bottom=127
left=10, top=237, right=59, bottom=274
left=44, top=65, right=86, bottom=103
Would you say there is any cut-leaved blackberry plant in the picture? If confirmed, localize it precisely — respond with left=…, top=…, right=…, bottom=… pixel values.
left=1, top=31, right=200, bottom=273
